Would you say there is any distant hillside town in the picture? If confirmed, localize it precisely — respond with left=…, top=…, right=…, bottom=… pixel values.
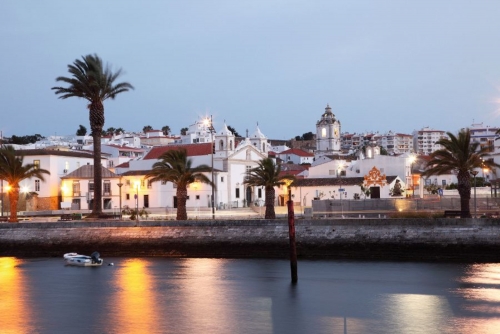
left=1, top=104, right=498, bottom=216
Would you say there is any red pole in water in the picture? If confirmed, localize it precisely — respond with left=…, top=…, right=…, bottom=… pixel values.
left=287, top=188, right=298, bottom=283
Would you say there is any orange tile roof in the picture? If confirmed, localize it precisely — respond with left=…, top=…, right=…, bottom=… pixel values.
left=143, top=143, right=212, bottom=160
left=279, top=148, right=314, bottom=157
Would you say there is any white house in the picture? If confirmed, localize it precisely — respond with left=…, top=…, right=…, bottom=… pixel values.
left=278, top=148, right=314, bottom=165
left=15, top=149, right=102, bottom=210
left=60, top=165, right=121, bottom=211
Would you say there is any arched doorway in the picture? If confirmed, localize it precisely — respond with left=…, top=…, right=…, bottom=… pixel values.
left=246, top=186, right=252, bottom=207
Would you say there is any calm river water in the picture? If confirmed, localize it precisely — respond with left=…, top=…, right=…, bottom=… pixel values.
left=1, top=257, right=500, bottom=334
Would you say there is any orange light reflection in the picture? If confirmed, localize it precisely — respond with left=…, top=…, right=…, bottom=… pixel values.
left=0, top=257, right=34, bottom=333
left=109, top=259, right=162, bottom=334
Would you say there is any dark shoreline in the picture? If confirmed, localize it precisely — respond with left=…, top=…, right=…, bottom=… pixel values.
left=2, top=218, right=500, bottom=262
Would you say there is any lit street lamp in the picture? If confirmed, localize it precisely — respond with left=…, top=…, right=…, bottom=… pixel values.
left=471, top=170, right=478, bottom=218
left=134, top=181, right=140, bottom=222
left=205, top=115, right=216, bottom=219
left=117, top=181, right=123, bottom=219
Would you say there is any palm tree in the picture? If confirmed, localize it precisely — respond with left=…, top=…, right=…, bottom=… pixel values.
left=145, top=149, right=213, bottom=220
left=422, top=128, right=500, bottom=218
left=0, top=146, right=50, bottom=222
left=244, top=158, right=295, bottom=219
left=52, top=54, right=133, bottom=217
left=161, top=125, right=171, bottom=136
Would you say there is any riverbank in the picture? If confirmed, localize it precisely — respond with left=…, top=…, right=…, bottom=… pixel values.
left=1, top=218, right=500, bottom=261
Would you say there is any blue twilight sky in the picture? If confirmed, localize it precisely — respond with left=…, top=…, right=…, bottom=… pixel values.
left=2, top=0, right=500, bottom=140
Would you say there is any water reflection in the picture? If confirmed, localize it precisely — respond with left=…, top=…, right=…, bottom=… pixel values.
left=0, top=257, right=34, bottom=333
left=4, top=258, right=500, bottom=333
left=108, top=259, right=162, bottom=334
left=177, top=258, right=273, bottom=334
left=448, top=263, right=500, bottom=334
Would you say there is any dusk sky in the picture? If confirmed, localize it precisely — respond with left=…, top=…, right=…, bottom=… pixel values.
left=3, top=1, right=500, bottom=140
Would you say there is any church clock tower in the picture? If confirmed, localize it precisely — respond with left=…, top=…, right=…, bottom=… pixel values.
left=316, top=104, right=341, bottom=154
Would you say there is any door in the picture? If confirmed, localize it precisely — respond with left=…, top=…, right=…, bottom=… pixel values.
left=173, top=196, right=178, bottom=209
left=103, top=198, right=112, bottom=209
left=144, top=195, right=149, bottom=208
left=246, top=186, right=252, bottom=207
left=370, top=187, right=380, bottom=199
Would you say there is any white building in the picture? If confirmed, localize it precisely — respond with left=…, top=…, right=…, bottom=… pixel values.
left=315, top=104, right=341, bottom=156
left=377, top=131, right=413, bottom=155
left=14, top=149, right=101, bottom=210
left=413, top=127, right=447, bottom=155
left=277, top=148, right=314, bottom=165
left=116, top=122, right=270, bottom=212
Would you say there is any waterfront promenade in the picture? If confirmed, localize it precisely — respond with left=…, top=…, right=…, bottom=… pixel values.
left=2, top=216, right=500, bottom=262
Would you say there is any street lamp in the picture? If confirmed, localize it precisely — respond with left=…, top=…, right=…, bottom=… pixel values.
left=117, top=181, right=123, bottom=219
left=205, top=115, right=216, bottom=219
left=134, top=181, right=140, bottom=222
left=1, top=179, right=4, bottom=217
left=471, top=170, right=478, bottom=218
left=408, top=155, right=416, bottom=198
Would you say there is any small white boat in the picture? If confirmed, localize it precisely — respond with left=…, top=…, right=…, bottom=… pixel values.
left=64, top=251, right=104, bottom=267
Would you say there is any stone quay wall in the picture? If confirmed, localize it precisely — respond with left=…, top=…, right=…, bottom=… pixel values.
left=1, top=218, right=500, bottom=261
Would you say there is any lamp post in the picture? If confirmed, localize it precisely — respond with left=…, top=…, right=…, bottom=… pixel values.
left=117, top=181, right=123, bottom=219
left=1, top=179, right=4, bottom=217
left=134, top=181, right=140, bottom=222
left=471, top=170, right=478, bottom=218
left=206, top=115, right=216, bottom=219
left=408, top=155, right=416, bottom=198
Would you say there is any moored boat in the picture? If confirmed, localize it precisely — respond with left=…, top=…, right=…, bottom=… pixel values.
left=63, top=251, right=104, bottom=267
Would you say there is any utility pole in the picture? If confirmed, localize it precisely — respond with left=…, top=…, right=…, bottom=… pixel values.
left=287, top=186, right=298, bottom=283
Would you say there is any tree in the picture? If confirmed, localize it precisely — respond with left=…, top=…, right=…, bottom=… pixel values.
left=143, top=125, right=153, bottom=133
left=180, top=127, right=188, bottom=135
left=145, top=149, right=213, bottom=220
left=115, top=127, right=125, bottom=135
left=9, top=134, right=44, bottom=145
left=0, top=146, right=50, bottom=222
left=359, top=183, right=371, bottom=199
left=302, top=132, right=314, bottom=140
left=103, top=127, right=116, bottom=136
left=227, top=125, right=241, bottom=137
left=244, top=158, right=295, bottom=219
left=76, top=125, right=87, bottom=136
left=52, top=54, right=133, bottom=216
left=422, top=128, right=500, bottom=218
left=161, top=125, right=171, bottom=136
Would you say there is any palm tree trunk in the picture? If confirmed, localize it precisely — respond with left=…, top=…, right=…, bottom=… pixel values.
left=176, top=186, right=188, bottom=220
left=457, top=171, right=471, bottom=218
left=89, top=101, right=104, bottom=216
left=8, top=186, right=19, bottom=222
left=265, top=187, right=276, bottom=219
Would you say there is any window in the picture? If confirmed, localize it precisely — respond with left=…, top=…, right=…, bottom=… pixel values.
left=196, top=195, right=200, bottom=200
left=321, top=128, right=326, bottom=138
left=103, top=180, right=111, bottom=195
left=33, top=160, right=40, bottom=170
left=126, top=194, right=130, bottom=200
left=236, top=188, right=240, bottom=198
left=161, top=180, right=167, bottom=185
left=221, top=176, right=224, bottom=182
left=147, top=180, right=152, bottom=189
left=72, top=181, right=80, bottom=196
left=126, top=179, right=131, bottom=186
left=89, top=181, right=94, bottom=192
left=35, top=180, right=40, bottom=192
left=442, top=180, right=447, bottom=186
left=258, top=188, right=262, bottom=198
left=245, top=166, right=251, bottom=180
